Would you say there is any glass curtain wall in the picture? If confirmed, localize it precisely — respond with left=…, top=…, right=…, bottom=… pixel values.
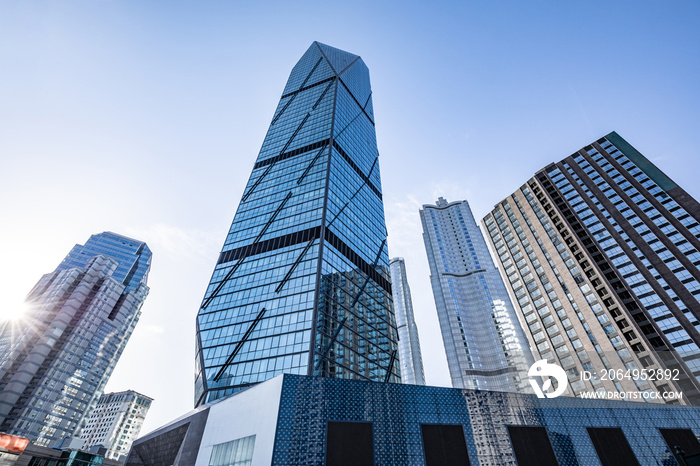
left=195, top=42, right=399, bottom=406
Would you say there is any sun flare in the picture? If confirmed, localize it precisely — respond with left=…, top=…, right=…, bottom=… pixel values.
left=0, top=299, right=31, bottom=323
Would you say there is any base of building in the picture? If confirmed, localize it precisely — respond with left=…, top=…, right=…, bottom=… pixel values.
left=127, top=374, right=700, bottom=465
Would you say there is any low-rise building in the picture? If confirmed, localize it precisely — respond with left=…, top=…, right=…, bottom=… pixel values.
left=80, top=391, right=152, bottom=462
left=127, top=374, right=700, bottom=465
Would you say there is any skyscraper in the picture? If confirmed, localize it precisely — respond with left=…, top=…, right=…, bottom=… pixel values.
left=80, top=390, right=153, bottom=461
left=195, top=42, right=399, bottom=406
left=420, top=198, right=533, bottom=392
left=484, top=131, right=700, bottom=404
left=0, top=232, right=151, bottom=445
left=389, top=258, right=425, bottom=385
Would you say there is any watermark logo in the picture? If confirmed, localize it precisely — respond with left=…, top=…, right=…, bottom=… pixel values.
left=528, top=359, right=568, bottom=399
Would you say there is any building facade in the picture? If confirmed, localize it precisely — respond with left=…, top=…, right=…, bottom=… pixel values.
left=389, top=258, right=425, bottom=385
left=0, top=232, right=151, bottom=446
left=80, top=390, right=153, bottom=461
left=195, top=42, right=399, bottom=407
left=127, top=373, right=700, bottom=466
left=484, top=131, right=700, bottom=404
left=420, top=198, right=533, bottom=392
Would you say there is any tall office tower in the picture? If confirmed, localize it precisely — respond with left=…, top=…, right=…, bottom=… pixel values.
left=195, top=42, right=399, bottom=406
left=80, top=390, right=153, bottom=461
left=484, top=131, right=700, bottom=404
left=420, top=198, right=533, bottom=392
left=0, top=232, right=151, bottom=446
left=389, top=258, right=426, bottom=385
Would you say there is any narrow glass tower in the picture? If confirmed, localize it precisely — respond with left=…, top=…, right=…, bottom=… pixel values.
left=195, top=42, right=399, bottom=406
left=389, top=258, right=426, bottom=385
left=420, top=198, right=533, bottom=392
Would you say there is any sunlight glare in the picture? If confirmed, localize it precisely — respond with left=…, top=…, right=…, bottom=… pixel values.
left=0, top=297, right=30, bottom=323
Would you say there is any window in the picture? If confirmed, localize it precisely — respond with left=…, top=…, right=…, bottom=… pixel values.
left=326, top=422, right=373, bottom=466
left=587, top=427, right=639, bottom=466
left=209, top=435, right=255, bottom=466
left=421, top=424, right=471, bottom=466
left=659, top=428, right=700, bottom=463
left=507, top=426, right=558, bottom=466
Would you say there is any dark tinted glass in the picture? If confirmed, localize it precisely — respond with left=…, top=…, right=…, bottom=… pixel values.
left=507, top=425, right=558, bottom=466
left=326, top=421, right=373, bottom=466
left=421, top=424, right=471, bottom=466
left=587, top=427, right=639, bottom=466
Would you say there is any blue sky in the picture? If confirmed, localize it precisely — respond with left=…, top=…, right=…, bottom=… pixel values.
left=1, top=0, right=699, bottom=433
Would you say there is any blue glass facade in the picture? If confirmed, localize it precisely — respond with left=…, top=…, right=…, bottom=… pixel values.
left=389, top=258, right=426, bottom=385
left=273, top=374, right=700, bottom=465
left=420, top=198, right=533, bottom=392
left=195, top=42, right=398, bottom=406
left=56, top=232, right=151, bottom=293
left=128, top=373, right=700, bottom=466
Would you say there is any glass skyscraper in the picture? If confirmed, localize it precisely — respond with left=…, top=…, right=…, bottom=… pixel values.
left=484, top=131, right=700, bottom=404
left=195, top=42, right=399, bottom=406
left=389, top=258, right=425, bottom=385
left=0, top=232, right=151, bottom=446
left=420, top=197, right=533, bottom=392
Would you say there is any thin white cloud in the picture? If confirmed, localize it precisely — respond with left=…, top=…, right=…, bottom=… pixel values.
left=125, top=224, right=221, bottom=261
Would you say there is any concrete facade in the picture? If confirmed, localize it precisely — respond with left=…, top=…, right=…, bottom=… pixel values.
left=80, top=390, right=153, bottom=461
left=484, top=132, right=700, bottom=405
